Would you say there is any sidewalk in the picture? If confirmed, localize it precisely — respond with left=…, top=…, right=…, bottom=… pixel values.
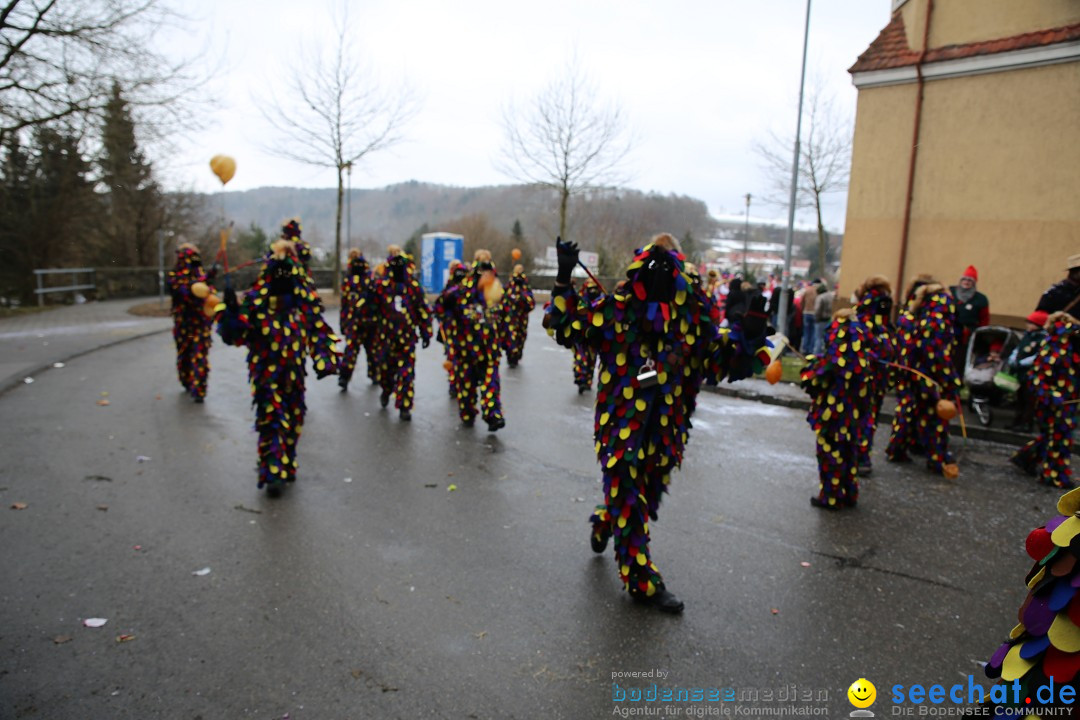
left=702, top=376, right=1034, bottom=447
left=0, top=297, right=172, bottom=395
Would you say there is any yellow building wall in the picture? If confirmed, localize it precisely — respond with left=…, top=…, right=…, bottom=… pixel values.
left=929, top=0, right=1080, bottom=48
left=899, top=0, right=1080, bottom=51
left=840, top=84, right=917, bottom=295
left=905, top=62, right=1080, bottom=321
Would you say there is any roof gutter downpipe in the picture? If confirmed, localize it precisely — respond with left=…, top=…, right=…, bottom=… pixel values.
left=897, top=0, right=933, bottom=309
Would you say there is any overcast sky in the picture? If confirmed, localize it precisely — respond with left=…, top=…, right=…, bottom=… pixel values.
left=160, top=1, right=891, bottom=233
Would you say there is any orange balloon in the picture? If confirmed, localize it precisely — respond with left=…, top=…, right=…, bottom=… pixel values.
left=936, top=399, right=957, bottom=421
left=209, top=154, right=236, bottom=185
left=511, top=248, right=522, bottom=261
left=765, top=359, right=783, bottom=385
left=191, top=281, right=210, bottom=299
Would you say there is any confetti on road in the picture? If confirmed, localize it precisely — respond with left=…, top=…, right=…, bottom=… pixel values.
left=192, top=567, right=211, bottom=576
left=53, top=635, right=73, bottom=644
left=447, top=484, right=457, bottom=492
left=10, top=502, right=27, bottom=510
left=116, top=634, right=135, bottom=643
left=800, top=562, right=811, bottom=567
left=135, top=456, right=151, bottom=463
left=83, top=618, right=108, bottom=628
left=96, top=399, right=110, bottom=406
left=53, top=362, right=65, bottom=368
left=23, top=377, right=33, bottom=384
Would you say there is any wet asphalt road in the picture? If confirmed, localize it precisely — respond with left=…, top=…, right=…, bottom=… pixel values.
left=0, top=305, right=1061, bottom=719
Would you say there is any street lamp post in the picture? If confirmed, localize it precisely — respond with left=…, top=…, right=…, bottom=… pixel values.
left=743, top=193, right=752, bottom=279
left=776, top=0, right=812, bottom=342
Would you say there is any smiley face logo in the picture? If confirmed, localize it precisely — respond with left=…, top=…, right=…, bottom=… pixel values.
left=848, top=678, right=876, bottom=708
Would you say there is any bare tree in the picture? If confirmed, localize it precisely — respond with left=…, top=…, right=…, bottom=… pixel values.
left=0, top=0, right=207, bottom=147
left=497, top=55, right=633, bottom=243
left=257, top=5, right=418, bottom=294
left=754, top=87, right=851, bottom=280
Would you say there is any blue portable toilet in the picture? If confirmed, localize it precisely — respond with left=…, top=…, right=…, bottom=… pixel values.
left=420, top=232, right=464, bottom=293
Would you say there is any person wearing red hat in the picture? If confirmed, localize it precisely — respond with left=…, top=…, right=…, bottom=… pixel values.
left=1006, top=310, right=1050, bottom=432
left=950, top=266, right=990, bottom=372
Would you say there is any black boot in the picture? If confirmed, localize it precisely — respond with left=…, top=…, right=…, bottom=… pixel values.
left=487, top=416, right=505, bottom=432
left=590, top=526, right=609, bottom=553
left=380, top=389, right=390, bottom=408
left=632, top=588, right=684, bottom=614
left=400, top=409, right=411, bottom=422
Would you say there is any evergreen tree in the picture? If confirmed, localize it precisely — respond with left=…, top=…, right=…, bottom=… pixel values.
left=99, top=83, right=162, bottom=267
left=0, top=136, right=32, bottom=300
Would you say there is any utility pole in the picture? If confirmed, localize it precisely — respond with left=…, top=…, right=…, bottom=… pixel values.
left=346, top=161, right=353, bottom=252
left=777, top=0, right=812, bottom=341
left=743, top=193, right=752, bottom=279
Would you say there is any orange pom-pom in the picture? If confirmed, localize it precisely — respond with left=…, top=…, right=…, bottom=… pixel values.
left=765, top=360, right=783, bottom=385
left=443, top=360, right=453, bottom=372
left=942, top=463, right=960, bottom=479
left=203, top=295, right=220, bottom=317
left=936, top=399, right=957, bottom=421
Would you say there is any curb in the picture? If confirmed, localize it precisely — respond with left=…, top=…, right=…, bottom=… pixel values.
left=701, top=383, right=1032, bottom=447
left=0, top=325, right=173, bottom=399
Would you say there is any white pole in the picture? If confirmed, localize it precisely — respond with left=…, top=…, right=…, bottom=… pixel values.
left=776, top=0, right=812, bottom=342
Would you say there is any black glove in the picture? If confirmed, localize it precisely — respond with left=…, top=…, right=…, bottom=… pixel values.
left=422, top=336, right=430, bottom=349
left=225, top=286, right=239, bottom=311
left=555, top=237, right=579, bottom=285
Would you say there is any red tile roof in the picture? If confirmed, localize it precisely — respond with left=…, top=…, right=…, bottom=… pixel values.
left=850, top=12, right=1080, bottom=74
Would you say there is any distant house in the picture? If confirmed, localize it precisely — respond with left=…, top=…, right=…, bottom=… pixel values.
left=840, top=0, right=1080, bottom=324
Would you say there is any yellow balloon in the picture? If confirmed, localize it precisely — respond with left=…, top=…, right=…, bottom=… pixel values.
left=190, top=281, right=210, bottom=299
left=209, top=155, right=236, bottom=185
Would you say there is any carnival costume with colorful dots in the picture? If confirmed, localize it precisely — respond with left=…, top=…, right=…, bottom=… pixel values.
left=167, top=244, right=215, bottom=402
left=885, top=283, right=962, bottom=476
left=983, top=486, right=1080, bottom=712
left=800, top=310, right=874, bottom=509
left=216, top=226, right=341, bottom=491
left=339, top=250, right=376, bottom=389
left=547, top=234, right=770, bottom=609
left=361, top=247, right=431, bottom=419
left=433, top=260, right=468, bottom=398
left=501, top=264, right=535, bottom=368
left=572, top=279, right=604, bottom=392
left=441, top=250, right=506, bottom=430
left=852, top=277, right=896, bottom=472
left=1012, top=312, right=1079, bottom=489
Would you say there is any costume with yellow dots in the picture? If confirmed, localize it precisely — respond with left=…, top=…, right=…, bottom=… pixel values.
left=546, top=234, right=771, bottom=611
left=801, top=310, right=873, bottom=509
left=363, top=247, right=432, bottom=419
left=885, top=283, right=962, bottom=477
left=217, top=220, right=341, bottom=491
left=167, top=243, right=216, bottom=402
left=501, top=264, right=535, bottom=368
left=1011, top=312, right=1079, bottom=489
left=851, top=277, right=896, bottom=472
left=440, top=250, right=506, bottom=430
left=572, top=279, right=604, bottom=391
left=338, top=250, right=376, bottom=389
left=983, top=486, right=1080, bottom=712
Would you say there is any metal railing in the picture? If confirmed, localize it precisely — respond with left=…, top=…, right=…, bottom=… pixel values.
left=33, top=268, right=96, bottom=306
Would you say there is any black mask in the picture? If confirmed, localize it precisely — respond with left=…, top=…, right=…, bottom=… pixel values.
left=269, top=261, right=293, bottom=297
left=475, top=261, right=494, bottom=275
left=640, top=252, right=675, bottom=303
left=452, top=267, right=467, bottom=282
left=389, top=256, right=408, bottom=283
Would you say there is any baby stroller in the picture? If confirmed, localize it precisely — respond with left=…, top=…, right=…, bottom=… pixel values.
left=963, top=325, right=1021, bottom=426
